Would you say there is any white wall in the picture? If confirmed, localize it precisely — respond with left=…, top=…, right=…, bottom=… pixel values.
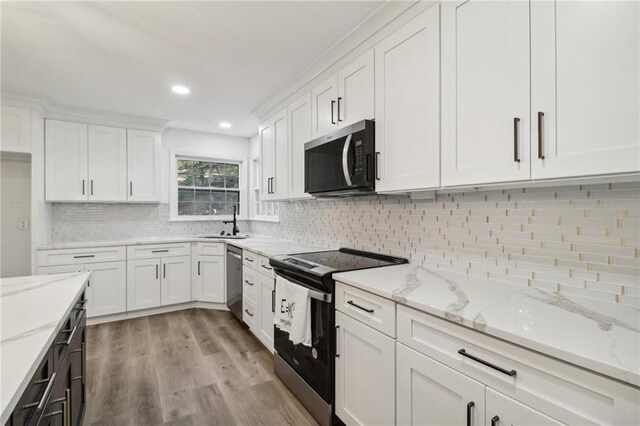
left=1, top=157, right=32, bottom=277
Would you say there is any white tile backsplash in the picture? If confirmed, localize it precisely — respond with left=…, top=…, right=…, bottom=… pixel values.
left=51, top=183, right=640, bottom=305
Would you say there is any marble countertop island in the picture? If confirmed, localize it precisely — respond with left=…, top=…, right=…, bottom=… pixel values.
left=37, top=235, right=328, bottom=258
left=334, top=263, right=640, bottom=388
left=1, top=272, right=90, bottom=425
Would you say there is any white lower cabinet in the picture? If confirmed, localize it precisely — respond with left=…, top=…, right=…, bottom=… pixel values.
left=257, top=272, right=275, bottom=352
left=160, top=255, right=191, bottom=305
left=127, top=258, right=161, bottom=311
left=486, top=387, right=565, bottom=426
left=84, top=261, right=126, bottom=317
left=335, top=311, right=395, bottom=426
left=243, top=294, right=258, bottom=332
left=192, top=254, right=225, bottom=303
left=396, top=342, right=485, bottom=426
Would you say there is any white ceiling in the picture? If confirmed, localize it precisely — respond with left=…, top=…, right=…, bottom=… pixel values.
left=1, top=1, right=383, bottom=137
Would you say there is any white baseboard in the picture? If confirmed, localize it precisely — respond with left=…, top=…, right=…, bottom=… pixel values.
left=87, top=301, right=228, bottom=326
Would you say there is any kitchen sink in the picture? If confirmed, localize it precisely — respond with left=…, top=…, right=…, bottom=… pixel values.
left=199, top=234, right=250, bottom=240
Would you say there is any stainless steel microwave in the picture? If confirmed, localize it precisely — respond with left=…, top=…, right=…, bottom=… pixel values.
left=304, top=120, right=375, bottom=197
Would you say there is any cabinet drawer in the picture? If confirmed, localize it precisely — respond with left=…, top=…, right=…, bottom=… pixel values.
left=335, top=281, right=396, bottom=338
left=38, top=264, right=85, bottom=275
left=192, top=242, right=224, bottom=256
left=243, top=295, right=257, bottom=330
left=243, top=266, right=258, bottom=301
left=37, top=246, right=126, bottom=267
left=257, top=255, right=275, bottom=278
left=127, top=243, right=190, bottom=260
left=242, top=250, right=258, bottom=269
left=397, top=304, right=639, bottom=425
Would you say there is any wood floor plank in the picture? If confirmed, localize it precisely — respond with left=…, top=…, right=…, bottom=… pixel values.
left=85, top=308, right=319, bottom=426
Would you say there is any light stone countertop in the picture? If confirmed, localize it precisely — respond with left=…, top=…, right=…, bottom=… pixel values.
left=333, top=263, right=640, bottom=388
left=37, top=235, right=329, bottom=258
left=1, top=272, right=90, bottom=425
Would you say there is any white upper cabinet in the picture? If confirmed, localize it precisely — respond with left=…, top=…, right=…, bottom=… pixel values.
left=311, top=49, right=375, bottom=139
left=45, top=120, right=88, bottom=201
left=88, top=125, right=127, bottom=201
left=287, top=92, right=312, bottom=200
left=337, top=50, right=374, bottom=128
left=311, top=75, right=339, bottom=139
left=127, top=129, right=161, bottom=202
left=374, top=5, right=440, bottom=193
left=1, top=106, right=31, bottom=153
left=260, top=109, right=288, bottom=201
left=531, top=0, right=640, bottom=179
left=441, top=0, right=531, bottom=187
left=259, top=120, right=274, bottom=201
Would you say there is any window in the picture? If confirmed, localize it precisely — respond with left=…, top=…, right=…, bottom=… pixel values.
left=175, top=157, right=241, bottom=218
left=251, top=158, right=279, bottom=221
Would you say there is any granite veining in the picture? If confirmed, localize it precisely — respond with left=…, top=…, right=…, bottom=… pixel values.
left=334, top=263, right=640, bottom=387
left=1, top=273, right=90, bottom=425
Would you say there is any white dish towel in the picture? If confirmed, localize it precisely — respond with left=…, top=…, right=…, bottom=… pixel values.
left=273, top=275, right=312, bottom=347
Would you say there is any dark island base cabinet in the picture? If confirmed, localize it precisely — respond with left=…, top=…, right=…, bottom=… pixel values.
left=7, top=290, right=87, bottom=426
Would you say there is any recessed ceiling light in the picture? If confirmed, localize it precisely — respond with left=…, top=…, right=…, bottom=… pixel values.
left=171, top=85, right=190, bottom=95
left=219, top=122, right=232, bottom=129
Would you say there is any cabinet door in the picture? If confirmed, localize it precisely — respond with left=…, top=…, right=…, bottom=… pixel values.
left=194, top=255, right=225, bottom=303
left=287, top=92, right=313, bottom=199
left=311, top=74, right=338, bottom=138
left=441, top=0, right=530, bottom=186
left=259, top=120, right=275, bottom=201
left=87, top=125, right=127, bottom=201
left=397, top=343, right=485, bottom=426
left=161, top=255, right=191, bottom=306
left=486, top=387, right=565, bottom=426
left=1, top=106, right=31, bottom=153
left=84, top=261, right=126, bottom=317
left=374, top=5, right=440, bottom=192
left=127, top=258, right=161, bottom=311
left=335, top=311, right=395, bottom=426
left=272, top=108, right=289, bottom=200
left=127, top=129, right=161, bottom=202
left=531, top=1, right=640, bottom=179
left=45, top=120, right=88, bottom=201
left=70, top=312, right=87, bottom=426
left=337, top=49, right=374, bottom=128
left=257, top=273, right=275, bottom=352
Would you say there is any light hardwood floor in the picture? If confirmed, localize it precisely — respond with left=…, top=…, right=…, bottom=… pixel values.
left=85, top=309, right=318, bottom=426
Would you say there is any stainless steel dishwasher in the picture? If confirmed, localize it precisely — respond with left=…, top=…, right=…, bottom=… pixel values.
left=226, top=245, right=244, bottom=323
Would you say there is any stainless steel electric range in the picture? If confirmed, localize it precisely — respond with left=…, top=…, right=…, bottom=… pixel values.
left=269, top=248, right=408, bottom=426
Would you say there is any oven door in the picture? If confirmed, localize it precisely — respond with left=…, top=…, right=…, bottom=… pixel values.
left=273, top=273, right=334, bottom=402
left=305, top=120, right=374, bottom=195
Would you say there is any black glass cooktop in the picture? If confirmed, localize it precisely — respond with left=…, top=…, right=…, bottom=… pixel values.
left=288, top=248, right=407, bottom=272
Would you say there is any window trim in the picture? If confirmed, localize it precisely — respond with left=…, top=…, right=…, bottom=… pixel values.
left=169, top=150, right=247, bottom=222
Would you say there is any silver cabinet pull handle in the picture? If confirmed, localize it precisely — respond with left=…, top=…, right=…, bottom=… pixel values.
left=537, top=112, right=545, bottom=160
left=513, top=117, right=521, bottom=163
left=22, top=371, right=57, bottom=410
left=56, top=324, right=78, bottom=346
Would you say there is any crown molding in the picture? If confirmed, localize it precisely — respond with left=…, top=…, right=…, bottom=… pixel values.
left=251, top=1, right=435, bottom=122
left=1, top=89, right=170, bottom=132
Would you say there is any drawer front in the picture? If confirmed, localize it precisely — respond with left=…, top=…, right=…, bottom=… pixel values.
left=243, top=266, right=258, bottom=301
left=242, top=250, right=258, bottom=269
left=38, top=264, right=85, bottom=275
left=257, top=255, right=275, bottom=278
left=193, top=242, right=225, bottom=256
left=37, top=246, right=126, bottom=267
left=335, top=281, right=396, bottom=337
left=10, top=348, right=54, bottom=426
left=127, top=243, right=191, bottom=260
left=397, top=304, right=638, bottom=425
left=243, top=295, right=257, bottom=331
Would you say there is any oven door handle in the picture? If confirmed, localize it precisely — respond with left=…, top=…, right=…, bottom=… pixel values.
left=275, top=272, right=332, bottom=303
left=341, top=134, right=353, bottom=187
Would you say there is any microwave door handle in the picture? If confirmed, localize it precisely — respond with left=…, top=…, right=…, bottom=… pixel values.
left=341, top=134, right=353, bottom=186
